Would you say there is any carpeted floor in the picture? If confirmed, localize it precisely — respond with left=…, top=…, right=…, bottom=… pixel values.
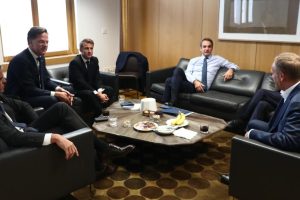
left=73, top=130, right=234, bottom=200
left=73, top=91, right=235, bottom=200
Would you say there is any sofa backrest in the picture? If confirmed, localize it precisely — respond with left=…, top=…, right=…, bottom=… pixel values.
left=260, top=73, right=278, bottom=91
left=210, top=68, right=265, bottom=97
left=48, top=66, right=69, bottom=82
left=176, top=58, right=190, bottom=70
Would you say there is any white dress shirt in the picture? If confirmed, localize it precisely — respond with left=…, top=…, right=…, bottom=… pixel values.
left=185, top=55, right=239, bottom=90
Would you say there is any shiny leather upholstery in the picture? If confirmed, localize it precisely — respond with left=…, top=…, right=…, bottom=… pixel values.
left=229, top=136, right=300, bottom=200
left=48, top=66, right=119, bottom=101
left=0, top=128, right=95, bottom=200
left=146, top=58, right=277, bottom=120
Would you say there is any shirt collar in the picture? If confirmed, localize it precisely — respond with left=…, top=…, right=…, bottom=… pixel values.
left=81, top=55, right=89, bottom=63
left=280, top=81, right=300, bottom=102
left=202, top=54, right=212, bottom=59
left=28, top=48, right=39, bottom=64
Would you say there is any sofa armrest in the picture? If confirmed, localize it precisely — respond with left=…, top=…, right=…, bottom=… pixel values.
left=50, top=78, right=72, bottom=86
left=146, top=67, right=175, bottom=97
left=0, top=127, right=95, bottom=200
left=229, top=135, right=300, bottom=200
left=100, top=72, right=119, bottom=102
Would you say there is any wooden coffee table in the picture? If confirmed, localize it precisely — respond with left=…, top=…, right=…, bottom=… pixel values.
left=93, top=101, right=227, bottom=146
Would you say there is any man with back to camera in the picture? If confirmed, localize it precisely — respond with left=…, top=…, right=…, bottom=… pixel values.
left=5, top=26, right=78, bottom=110
left=221, top=52, right=300, bottom=185
left=69, top=38, right=114, bottom=122
left=245, top=52, right=300, bottom=152
left=162, top=37, right=239, bottom=106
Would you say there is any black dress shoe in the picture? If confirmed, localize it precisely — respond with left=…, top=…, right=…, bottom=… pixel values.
left=225, top=119, right=246, bottom=134
left=107, top=144, right=135, bottom=158
left=220, top=174, right=230, bottom=185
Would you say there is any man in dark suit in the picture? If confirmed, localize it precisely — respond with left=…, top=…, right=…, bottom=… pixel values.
left=0, top=66, right=134, bottom=176
left=245, top=52, right=300, bottom=152
left=5, top=26, right=75, bottom=110
left=221, top=52, right=300, bottom=185
left=69, top=38, right=114, bottom=119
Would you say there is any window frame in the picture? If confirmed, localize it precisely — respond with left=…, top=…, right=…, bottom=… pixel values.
left=2, top=0, right=78, bottom=64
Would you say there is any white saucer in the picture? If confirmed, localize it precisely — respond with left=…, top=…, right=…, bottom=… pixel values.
left=154, top=125, right=176, bottom=135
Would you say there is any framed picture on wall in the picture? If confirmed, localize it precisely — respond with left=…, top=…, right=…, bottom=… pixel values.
left=218, top=0, right=300, bottom=43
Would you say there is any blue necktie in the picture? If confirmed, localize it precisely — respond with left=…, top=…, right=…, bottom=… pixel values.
left=37, top=56, right=45, bottom=89
left=202, top=56, right=208, bottom=91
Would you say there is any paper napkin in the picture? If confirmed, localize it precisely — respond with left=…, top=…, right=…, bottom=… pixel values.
left=173, top=128, right=197, bottom=140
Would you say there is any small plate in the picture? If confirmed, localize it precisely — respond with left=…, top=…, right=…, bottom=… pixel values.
left=133, top=121, right=158, bottom=132
left=166, top=119, right=189, bottom=127
left=154, top=125, right=176, bottom=135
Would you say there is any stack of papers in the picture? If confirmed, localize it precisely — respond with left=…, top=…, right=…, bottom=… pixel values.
left=173, top=128, right=197, bottom=140
left=160, top=105, right=193, bottom=116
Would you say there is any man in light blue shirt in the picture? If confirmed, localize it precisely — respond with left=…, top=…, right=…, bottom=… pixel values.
left=162, top=38, right=239, bottom=105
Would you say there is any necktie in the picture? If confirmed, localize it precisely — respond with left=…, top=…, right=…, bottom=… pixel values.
left=202, top=56, right=208, bottom=91
left=86, top=60, right=90, bottom=69
left=37, top=56, right=45, bottom=89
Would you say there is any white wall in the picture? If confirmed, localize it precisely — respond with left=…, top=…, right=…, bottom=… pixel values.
left=75, top=0, right=120, bottom=71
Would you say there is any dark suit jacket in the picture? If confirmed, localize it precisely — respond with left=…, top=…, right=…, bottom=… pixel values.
left=115, top=51, right=149, bottom=73
left=69, top=55, right=103, bottom=91
left=5, top=48, right=58, bottom=98
left=0, top=94, right=44, bottom=148
left=250, top=84, right=300, bottom=152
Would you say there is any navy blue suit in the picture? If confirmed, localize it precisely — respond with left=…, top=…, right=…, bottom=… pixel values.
left=5, top=49, right=60, bottom=108
left=248, top=84, right=300, bottom=152
left=69, top=55, right=114, bottom=117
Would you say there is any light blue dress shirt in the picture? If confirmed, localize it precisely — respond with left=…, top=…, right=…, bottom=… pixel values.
left=185, top=55, right=239, bottom=90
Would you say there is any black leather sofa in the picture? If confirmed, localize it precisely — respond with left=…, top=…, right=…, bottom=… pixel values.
left=146, top=58, right=277, bottom=121
left=0, top=127, right=95, bottom=200
left=229, top=135, right=300, bottom=200
left=48, top=65, right=119, bottom=102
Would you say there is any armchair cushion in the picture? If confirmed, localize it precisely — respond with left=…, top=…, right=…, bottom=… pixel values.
left=229, top=135, right=300, bottom=200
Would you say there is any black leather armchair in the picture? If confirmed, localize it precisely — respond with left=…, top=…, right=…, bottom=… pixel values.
left=229, top=135, right=300, bottom=200
left=48, top=66, right=119, bottom=102
left=0, top=127, right=95, bottom=200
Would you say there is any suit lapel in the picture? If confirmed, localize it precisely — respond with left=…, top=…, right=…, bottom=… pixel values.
left=25, top=49, right=40, bottom=86
left=269, top=84, right=300, bottom=132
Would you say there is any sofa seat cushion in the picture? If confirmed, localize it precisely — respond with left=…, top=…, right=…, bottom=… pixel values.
left=190, top=90, right=250, bottom=112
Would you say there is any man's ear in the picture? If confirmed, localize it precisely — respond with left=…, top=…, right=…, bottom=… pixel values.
left=279, top=71, right=285, bottom=82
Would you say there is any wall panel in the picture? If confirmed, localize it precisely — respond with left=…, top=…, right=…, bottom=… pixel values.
left=122, top=0, right=300, bottom=71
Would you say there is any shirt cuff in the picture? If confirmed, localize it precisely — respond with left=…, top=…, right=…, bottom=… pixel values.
left=98, top=88, right=105, bottom=93
left=93, top=90, right=98, bottom=94
left=50, top=91, right=55, bottom=96
left=245, top=129, right=253, bottom=138
left=43, top=133, right=52, bottom=146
